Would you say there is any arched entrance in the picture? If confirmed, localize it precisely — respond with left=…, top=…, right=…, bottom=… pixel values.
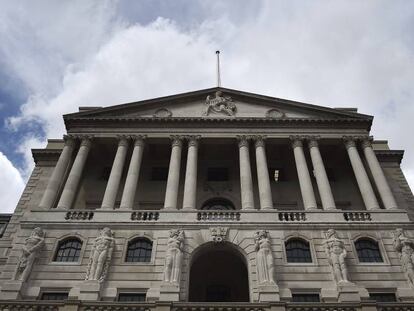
left=188, top=243, right=249, bottom=302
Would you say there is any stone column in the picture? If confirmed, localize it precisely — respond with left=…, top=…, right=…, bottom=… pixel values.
left=101, top=136, right=129, bottom=210
left=308, top=137, right=336, bottom=210
left=344, top=137, right=379, bottom=210
left=291, top=136, right=317, bottom=210
left=119, top=135, right=146, bottom=210
left=164, top=136, right=183, bottom=210
left=361, top=138, right=397, bottom=209
left=254, top=136, right=273, bottom=210
left=182, top=136, right=200, bottom=210
left=238, top=136, right=254, bottom=210
left=39, top=135, right=76, bottom=209
left=57, top=136, right=93, bottom=209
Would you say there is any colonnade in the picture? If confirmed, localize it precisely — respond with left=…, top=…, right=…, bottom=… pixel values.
left=38, top=134, right=397, bottom=211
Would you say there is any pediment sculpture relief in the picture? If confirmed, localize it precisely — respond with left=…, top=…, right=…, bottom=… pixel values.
left=163, top=229, right=184, bottom=284
left=324, top=229, right=351, bottom=285
left=85, top=227, right=115, bottom=283
left=393, top=228, right=414, bottom=285
left=203, top=91, right=236, bottom=116
left=153, top=108, right=172, bottom=118
left=13, top=227, right=45, bottom=282
left=265, top=108, right=285, bottom=119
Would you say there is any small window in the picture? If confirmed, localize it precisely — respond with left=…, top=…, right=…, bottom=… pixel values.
left=286, top=238, right=312, bottom=263
left=369, top=293, right=397, bottom=302
left=355, top=238, right=383, bottom=263
left=207, top=168, right=229, bottom=181
left=151, top=167, right=168, bottom=181
left=118, top=293, right=146, bottom=302
left=269, top=168, right=285, bottom=182
left=126, top=238, right=152, bottom=262
left=41, top=292, right=69, bottom=300
left=54, top=238, right=82, bottom=262
left=291, top=293, right=320, bottom=302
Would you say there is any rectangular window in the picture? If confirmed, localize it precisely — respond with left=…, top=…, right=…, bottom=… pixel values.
left=369, top=293, right=397, bottom=302
left=207, top=168, right=229, bottom=181
left=118, top=293, right=146, bottom=302
left=151, top=167, right=168, bottom=181
left=40, top=292, right=69, bottom=300
left=291, top=293, right=320, bottom=302
left=269, top=168, right=285, bottom=182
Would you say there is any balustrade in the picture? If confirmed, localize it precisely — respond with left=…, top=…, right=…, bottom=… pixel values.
left=65, top=211, right=94, bottom=220
left=343, top=212, right=372, bottom=222
left=278, top=212, right=307, bottom=221
left=131, top=211, right=160, bottom=221
left=197, top=211, right=241, bottom=221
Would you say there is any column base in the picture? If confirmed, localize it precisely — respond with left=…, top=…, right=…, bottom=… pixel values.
left=257, top=283, right=280, bottom=302
left=79, top=280, right=102, bottom=301
left=337, top=282, right=360, bottom=302
left=159, top=283, right=180, bottom=301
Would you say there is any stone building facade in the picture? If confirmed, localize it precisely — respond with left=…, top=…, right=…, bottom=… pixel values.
left=0, top=87, right=413, bottom=310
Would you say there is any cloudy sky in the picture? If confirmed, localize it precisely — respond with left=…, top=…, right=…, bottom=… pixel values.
left=0, top=1, right=413, bottom=213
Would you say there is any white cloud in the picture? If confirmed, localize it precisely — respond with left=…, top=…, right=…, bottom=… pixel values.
left=0, top=152, right=25, bottom=213
left=1, top=1, right=414, bottom=207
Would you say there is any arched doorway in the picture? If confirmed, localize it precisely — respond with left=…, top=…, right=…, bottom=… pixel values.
left=188, top=243, right=249, bottom=302
left=201, top=198, right=235, bottom=210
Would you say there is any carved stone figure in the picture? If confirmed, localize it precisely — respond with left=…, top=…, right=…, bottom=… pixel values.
left=324, top=229, right=350, bottom=284
left=203, top=91, right=236, bottom=116
left=163, top=229, right=184, bottom=284
left=86, top=228, right=114, bottom=282
left=13, top=227, right=45, bottom=282
left=393, top=228, right=414, bottom=285
left=254, top=230, right=276, bottom=285
left=210, top=227, right=228, bottom=243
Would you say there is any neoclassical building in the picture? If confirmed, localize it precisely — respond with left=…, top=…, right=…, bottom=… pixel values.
left=0, top=87, right=413, bottom=310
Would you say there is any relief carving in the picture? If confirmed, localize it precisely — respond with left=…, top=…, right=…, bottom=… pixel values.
left=393, top=228, right=414, bottom=285
left=163, top=229, right=184, bottom=284
left=153, top=108, right=172, bottom=118
left=324, top=229, right=350, bottom=285
left=85, top=228, right=115, bottom=282
left=210, top=227, right=228, bottom=243
left=13, top=227, right=45, bottom=282
left=254, top=230, right=276, bottom=285
left=203, top=91, right=236, bottom=116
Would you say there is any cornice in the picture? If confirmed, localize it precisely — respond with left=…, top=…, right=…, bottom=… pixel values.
left=374, top=150, right=404, bottom=164
left=32, top=149, right=62, bottom=164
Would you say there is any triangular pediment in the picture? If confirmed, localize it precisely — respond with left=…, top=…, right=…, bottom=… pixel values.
left=64, top=87, right=372, bottom=122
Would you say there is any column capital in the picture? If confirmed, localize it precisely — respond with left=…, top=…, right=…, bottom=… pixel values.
left=290, top=135, right=305, bottom=148
left=306, top=135, right=321, bottom=148
left=236, top=135, right=250, bottom=148
left=63, top=135, right=76, bottom=147
left=186, top=135, right=201, bottom=147
left=343, top=136, right=357, bottom=149
left=360, top=136, right=373, bottom=149
left=170, top=135, right=184, bottom=148
left=253, top=135, right=266, bottom=148
left=79, top=135, right=93, bottom=148
left=116, top=135, right=130, bottom=147
left=131, top=135, right=147, bottom=147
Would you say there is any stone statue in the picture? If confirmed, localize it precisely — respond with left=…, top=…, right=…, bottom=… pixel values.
left=254, top=230, right=276, bottom=285
left=393, top=228, right=414, bottom=285
left=324, top=229, right=350, bottom=284
left=203, top=91, right=236, bottom=116
left=163, top=229, right=184, bottom=284
left=86, top=228, right=114, bottom=282
left=13, top=227, right=45, bottom=282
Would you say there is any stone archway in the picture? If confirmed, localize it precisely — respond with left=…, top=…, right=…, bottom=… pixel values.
left=188, top=243, right=249, bottom=302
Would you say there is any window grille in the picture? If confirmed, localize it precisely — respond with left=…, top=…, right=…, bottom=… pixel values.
left=285, top=238, right=312, bottom=263
left=126, top=238, right=152, bottom=262
left=54, top=238, right=82, bottom=262
left=355, top=238, right=383, bottom=263
left=369, top=293, right=397, bottom=302
left=118, top=293, right=146, bottom=302
left=40, top=292, right=69, bottom=300
left=291, top=293, right=320, bottom=302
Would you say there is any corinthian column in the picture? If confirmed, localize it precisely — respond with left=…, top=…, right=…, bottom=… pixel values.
left=291, top=136, right=317, bottom=210
left=182, top=136, right=200, bottom=210
left=39, top=135, right=76, bottom=209
left=344, top=137, right=379, bottom=210
left=57, top=136, right=93, bottom=209
left=101, top=136, right=129, bottom=210
left=308, top=137, right=336, bottom=210
left=361, top=138, right=397, bottom=209
left=164, top=136, right=183, bottom=210
left=238, top=136, right=254, bottom=210
left=120, top=135, right=146, bottom=210
left=254, top=136, right=273, bottom=210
